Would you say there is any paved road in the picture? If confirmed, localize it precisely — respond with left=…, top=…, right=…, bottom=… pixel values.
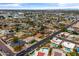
left=0, top=39, right=15, bottom=56
left=16, top=30, right=62, bottom=56
left=16, top=20, right=79, bottom=56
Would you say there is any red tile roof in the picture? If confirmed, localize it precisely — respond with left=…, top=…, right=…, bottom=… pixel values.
left=37, top=52, right=45, bottom=56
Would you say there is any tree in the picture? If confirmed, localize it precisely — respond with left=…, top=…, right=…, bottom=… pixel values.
left=12, top=36, right=19, bottom=43
left=70, top=52, right=77, bottom=56
left=15, top=24, right=20, bottom=32
left=61, top=27, right=68, bottom=32
left=13, top=45, right=22, bottom=52
left=72, top=31, right=79, bottom=35
left=58, top=45, right=62, bottom=48
left=15, top=27, right=18, bottom=32
left=11, top=37, right=25, bottom=52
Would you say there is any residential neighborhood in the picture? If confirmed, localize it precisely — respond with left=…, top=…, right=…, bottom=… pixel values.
left=0, top=10, right=79, bottom=56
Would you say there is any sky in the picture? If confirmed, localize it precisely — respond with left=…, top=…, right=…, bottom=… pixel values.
left=0, top=0, right=79, bottom=3
left=0, top=3, right=79, bottom=9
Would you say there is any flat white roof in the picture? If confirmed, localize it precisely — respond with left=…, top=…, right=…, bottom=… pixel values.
left=61, top=41, right=75, bottom=49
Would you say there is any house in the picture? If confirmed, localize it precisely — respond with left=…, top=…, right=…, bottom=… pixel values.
left=67, top=27, right=79, bottom=34
left=0, top=30, right=10, bottom=35
left=61, top=41, right=76, bottom=53
left=35, top=33, right=43, bottom=38
left=34, top=37, right=42, bottom=41
left=15, top=32, right=25, bottom=38
left=71, top=22, right=79, bottom=33
left=72, top=22, right=79, bottom=29
left=50, top=37, right=62, bottom=45
left=61, top=41, right=75, bottom=49
left=23, top=36, right=35, bottom=43
left=67, top=27, right=74, bottom=32
left=57, top=32, right=70, bottom=38
left=35, top=47, right=49, bottom=56
left=67, top=35, right=79, bottom=43
left=13, top=13, right=25, bottom=19
left=72, top=27, right=79, bottom=34
left=51, top=49, right=66, bottom=56
left=36, top=52, right=45, bottom=56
